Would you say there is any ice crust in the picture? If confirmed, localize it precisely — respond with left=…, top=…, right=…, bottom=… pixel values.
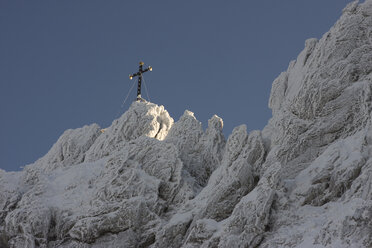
left=2, top=1, right=372, bottom=247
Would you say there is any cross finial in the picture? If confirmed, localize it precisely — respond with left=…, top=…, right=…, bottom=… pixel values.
left=129, top=62, right=152, bottom=101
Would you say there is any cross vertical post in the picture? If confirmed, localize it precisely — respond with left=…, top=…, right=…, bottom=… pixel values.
left=129, top=61, right=152, bottom=101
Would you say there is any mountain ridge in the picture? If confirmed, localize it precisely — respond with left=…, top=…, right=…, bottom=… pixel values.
left=1, top=0, right=372, bottom=247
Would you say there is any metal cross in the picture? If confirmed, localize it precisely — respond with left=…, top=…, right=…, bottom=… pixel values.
left=129, top=61, right=152, bottom=101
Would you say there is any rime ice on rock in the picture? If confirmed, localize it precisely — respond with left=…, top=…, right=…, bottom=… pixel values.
left=36, top=124, right=101, bottom=170
left=165, top=111, right=225, bottom=187
left=0, top=100, right=226, bottom=247
left=85, top=101, right=174, bottom=162
left=2, top=1, right=372, bottom=247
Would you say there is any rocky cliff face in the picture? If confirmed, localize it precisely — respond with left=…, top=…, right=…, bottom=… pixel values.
left=1, top=1, right=372, bottom=247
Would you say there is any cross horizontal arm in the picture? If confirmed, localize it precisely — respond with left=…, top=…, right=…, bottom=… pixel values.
left=129, top=72, right=140, bottom=79
left=129, top=66, right=152, bottom=80
left=142, top=66, right=152, bottom=73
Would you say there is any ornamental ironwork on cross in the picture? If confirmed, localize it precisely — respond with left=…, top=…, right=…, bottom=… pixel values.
left=129, top=61, right=152, bottom=101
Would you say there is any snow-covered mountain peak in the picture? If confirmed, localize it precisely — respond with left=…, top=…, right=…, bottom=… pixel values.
left=266, top=0, right=372, bottom=170
left=2, top=1, right=372, bottom=247
left=182, top=109, right=196, bottom=118
left=207, top=115, right=223, bottom=131
left=85, top=101, right=174, bottom=162
left=110, top=100, right=174, bottom=141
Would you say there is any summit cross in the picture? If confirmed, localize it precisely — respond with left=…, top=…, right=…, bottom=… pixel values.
left=129, top=61, right=152, bottom=101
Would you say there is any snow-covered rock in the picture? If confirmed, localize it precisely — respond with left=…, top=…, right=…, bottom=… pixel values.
left=35, top=124, right=101, bottom=171
left=165, top=111, right=225, bottom=186
left=2, top=0, right=372, bottom=247
left=85, top=101, right=174, bottom=162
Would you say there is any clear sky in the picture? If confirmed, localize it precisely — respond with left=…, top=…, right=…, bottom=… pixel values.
left=0, top=0, right=353, bottom=171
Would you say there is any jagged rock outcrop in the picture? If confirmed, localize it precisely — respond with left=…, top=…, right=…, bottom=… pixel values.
left=34, top=124, right=101, bottom=171
left=85, top=102, right=174, bottom=162
left=265, top=0, right=372, bottom=170
left=1, top=1, right=372, bottom=247
left=153, top=125, right=267, bottom=248
left=165, top=111, right=225, bottom=187
left=0, top=100, right=225, bottom=248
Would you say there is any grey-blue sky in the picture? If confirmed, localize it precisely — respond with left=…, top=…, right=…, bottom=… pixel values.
left=0, top=0, right=353, bottom=171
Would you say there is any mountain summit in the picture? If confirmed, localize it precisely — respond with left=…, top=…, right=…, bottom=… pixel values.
left=2, top=1, right=372, bottom=247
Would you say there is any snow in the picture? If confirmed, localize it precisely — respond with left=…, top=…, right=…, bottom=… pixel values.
left=2, top=0, right=372, bottom=247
